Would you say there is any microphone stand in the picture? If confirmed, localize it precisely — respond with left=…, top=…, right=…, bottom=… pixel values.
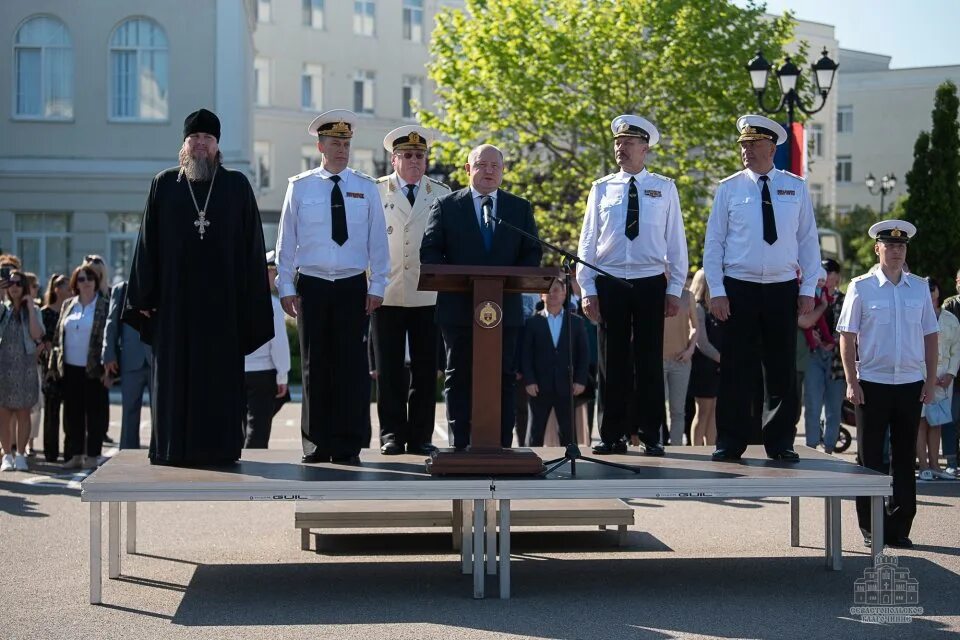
left=487, top=210, right=642, bottom=477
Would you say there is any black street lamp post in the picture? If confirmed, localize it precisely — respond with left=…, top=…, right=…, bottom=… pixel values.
left=865, top=172, right=897, bottom=213
left=746, top=48, right=839, bottom=164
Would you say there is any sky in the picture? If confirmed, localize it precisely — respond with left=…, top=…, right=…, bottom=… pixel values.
left=732, top=0, right=960, bottom=69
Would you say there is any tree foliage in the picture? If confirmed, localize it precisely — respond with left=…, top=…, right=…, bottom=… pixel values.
left=901, top=80, right=960, bottom=285
left=817, top=204, right=882, bottom=280
left=421, top=0, right=797, bottom=268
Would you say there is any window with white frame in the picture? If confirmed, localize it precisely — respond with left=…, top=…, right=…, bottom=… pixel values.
left=109, top=18, right=168, bottom=120
left=254, top=58, right=271, bottom=106
left=402, top=75, right=422, bottom=119
left=352, top=149, right=375, bottom=176
left=808, top=123, right=824, bottom=158
left=107, top=212, right=141, bottom=285
left=403, top=0, right=423, bottom=42
left=836, top=155, right=852, bottom=183
left=256, top=0, right=272, bottom=23
left=302, top=144, right=322, bottom=172
left=809, top=183, right=823, bottom=209
left=837, top=105, right=853, bottom=134
left=255, top=141, right=272, bottom=191
left=14, top=15, right=73, bottom=119
left=303, top=0, right=324, bottom=28
left=14, top=213, right=71, bottom=284
left=301, top=64, right=323, bottom=111
left=354, top=1, right=375, bottom=36
left=353, top=70, right=375, bottom=114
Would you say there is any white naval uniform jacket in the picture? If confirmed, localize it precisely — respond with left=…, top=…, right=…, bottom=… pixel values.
left=375, top=172, right=451, bottom=307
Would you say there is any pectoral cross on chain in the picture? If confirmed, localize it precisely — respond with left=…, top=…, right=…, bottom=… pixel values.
left=194, top=211, right=210, bottom=239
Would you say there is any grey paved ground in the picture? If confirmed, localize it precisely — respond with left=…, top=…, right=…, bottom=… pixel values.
left=2, top=403, right=958, bottom=639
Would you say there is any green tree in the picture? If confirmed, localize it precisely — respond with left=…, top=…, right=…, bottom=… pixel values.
left=901, top=80, right=960, bottom=285
left=421, top=0, right=797, bottom=268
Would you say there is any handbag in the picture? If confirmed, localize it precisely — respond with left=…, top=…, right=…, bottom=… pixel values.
left=923, top=396, right=952, bottom=426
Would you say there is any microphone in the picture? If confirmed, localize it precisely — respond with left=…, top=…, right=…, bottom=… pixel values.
left=481, top=196, right=494, bottom=227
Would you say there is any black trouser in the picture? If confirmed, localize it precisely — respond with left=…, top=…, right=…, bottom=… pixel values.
left=596, top=274, right=666, bottom=447
left=528, top=392, right=574, bottom=446
left=297, top=273, right=368, bottom=457
left=371, top=305, right=438, bottom=448
left=856, top=380, right=923, bottom=540
left=440, top=324, right=518, bottom=449
left=244, top=369, right=277, bottom=448
left=62, top=365, right=108, bottom=459
left=514, top=381, right=529, bottom=447
left=42, top=389, right=62, bottom=462
left=716, top=277, right=799, bottom=456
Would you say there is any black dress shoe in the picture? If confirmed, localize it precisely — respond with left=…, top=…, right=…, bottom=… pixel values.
left=862, top=532, right=872, bottom=548
left=301, top=451, right=330, bottom=463
left=331, top=454, right=362, bottom=465
left=103, top=434, right=116, bottom=445
left=380, top=442, right=404, bottom=455
left=711, top=449, right=742, bottom=461
left=642, top=443, right=665, bottom=457
left=407, top=443, right=438, bottom=455
left=885, top=536, right=913, bottom=549
left=592, top=440, right=627, bottom=455
left=768, top=449, right=800, bottom=462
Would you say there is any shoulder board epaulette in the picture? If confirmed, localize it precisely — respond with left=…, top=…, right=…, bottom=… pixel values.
left=780, top=169, right=806, bottom=182
left=648, top=171, right=674, bottom=183
left=428, top=176, right=449, bottom=187
left=718, top=171, right=744, bottom=184
left=376, top=176, right=390, bottom=184
left=851, top=273, right=871, bottom=283
left=352, top=170, right=376, bottom=182
left=906, top=273, right=927, bottom=283
left=591, top=173, right=617, bottom=186
left=288, top=169, right=316, bottom=183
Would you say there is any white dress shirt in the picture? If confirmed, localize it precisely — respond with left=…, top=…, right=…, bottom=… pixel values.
left=275, top=166, right=390, bottom=299
left=836, top=269, right=939, bottom=385
left=470, top=186, right=497, bottom=230
left=703, top=168, right=820, bottom=298
left=63, top=299, right=96, bottom=367
left=244, top=295, right=292, bottom=384
left=576, top=168, right=689, bottom=298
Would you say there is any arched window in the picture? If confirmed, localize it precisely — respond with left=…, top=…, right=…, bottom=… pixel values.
left=14, top=15, right=73, bottom=118
left=109, top=17, right=168, bottom=120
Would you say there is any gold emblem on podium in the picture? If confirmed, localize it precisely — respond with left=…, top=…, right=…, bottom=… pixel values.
left=476, top=301, right=502, bottom=329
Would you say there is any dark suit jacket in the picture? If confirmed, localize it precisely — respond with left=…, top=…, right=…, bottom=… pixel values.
left=520, top=309, right=589, bottom=395
left=420, top=187, right=542, bottom=327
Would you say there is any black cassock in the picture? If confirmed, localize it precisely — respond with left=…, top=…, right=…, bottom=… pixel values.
left=123, top=166, right=273, bottom=465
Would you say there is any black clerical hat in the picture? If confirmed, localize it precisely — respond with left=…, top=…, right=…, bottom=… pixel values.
left=183, top=109, right=221, bottom=141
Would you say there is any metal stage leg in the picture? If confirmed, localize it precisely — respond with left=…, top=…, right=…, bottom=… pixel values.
left=485, top=500, right=496, bottom=576
left=790, top=497, right=800, bottom=547
left=618, top=524, right=628, bottom=547
left=498, top=499, right=510, bottom=600
left=871, top=496, right=884, bottom=560
left=90, top=502, right=101, bottom=604
left=823, top=497, right=832, bottom=565
left=829, top=497, right=842, bottom=571
left=452, top=500, right=462, bottom=551
left=300, top=528, right=310, bottom=551
left=462, top=500, right=473, bottom=575
left=126, top=502, right=137, bottom=554
left=109, top=502, right=120, bottom=579
left=472, top=499, right=485, bottom=599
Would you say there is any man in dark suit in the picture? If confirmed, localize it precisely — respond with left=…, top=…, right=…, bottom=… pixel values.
left=521, top=278, right=589, bottom=446
left=102, top=280, right=153, bottom=449
left=420, top=143, right=543, bottom=448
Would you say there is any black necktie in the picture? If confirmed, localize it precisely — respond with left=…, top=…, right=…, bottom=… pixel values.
left=759, top=175, right=777, bottom=245
left=625, top=176, right=639, bottom=240
left=404, top=184, right=416, bottom=207
left=480, top=195, right=494, bottom=251
left=330, top=175, right=347, bottom=246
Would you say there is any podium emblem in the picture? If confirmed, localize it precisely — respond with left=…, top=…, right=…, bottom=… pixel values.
left=476, top=301, right=502, bottom=329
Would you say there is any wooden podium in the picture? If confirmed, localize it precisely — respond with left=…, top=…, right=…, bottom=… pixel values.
left=418, top=265, right=560, bottom=475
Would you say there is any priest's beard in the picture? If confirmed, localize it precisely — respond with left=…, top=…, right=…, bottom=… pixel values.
left=179, top=148, right=222, bottom=182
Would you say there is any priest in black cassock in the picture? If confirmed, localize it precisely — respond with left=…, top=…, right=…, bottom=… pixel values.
left=122, top=109, right=274, bottom=465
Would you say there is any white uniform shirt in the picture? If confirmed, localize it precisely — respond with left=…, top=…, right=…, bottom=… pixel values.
left=376, top=172, right=451, bottom=307
left=703, top=168, right=820, bottom=298
left=836, top=269, right=939, bottom=384
left=576, top=168, right=688, bottom=298
left=276, top=166, right=390, bottom=299
left=244, top=295, right=292, bottom=385
left=63, top=299, right=96, bottom=367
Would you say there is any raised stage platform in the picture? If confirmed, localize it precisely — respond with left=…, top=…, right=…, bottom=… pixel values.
left=81, top=446, right=891, bottom=602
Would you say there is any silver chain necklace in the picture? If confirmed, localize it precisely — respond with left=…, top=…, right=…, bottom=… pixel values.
left=184, top=167, right=217, bottom=240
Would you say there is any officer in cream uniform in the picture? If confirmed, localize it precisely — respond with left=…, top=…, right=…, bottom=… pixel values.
left=703, top=114, right=820, bottom=462
left=372, top=126, right=451, bottom=455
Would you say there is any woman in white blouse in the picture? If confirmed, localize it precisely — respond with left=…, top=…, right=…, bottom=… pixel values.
left=51, top=265, right=110, bottom=470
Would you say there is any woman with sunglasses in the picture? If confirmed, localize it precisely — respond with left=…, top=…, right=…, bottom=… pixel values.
left=50, top=265, right=110, bottom=469
left=39, top=273, right=70, bottom=462
left=83, top=254, right=111, bottom=297
left=0, top=270, right=45, bottom=472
